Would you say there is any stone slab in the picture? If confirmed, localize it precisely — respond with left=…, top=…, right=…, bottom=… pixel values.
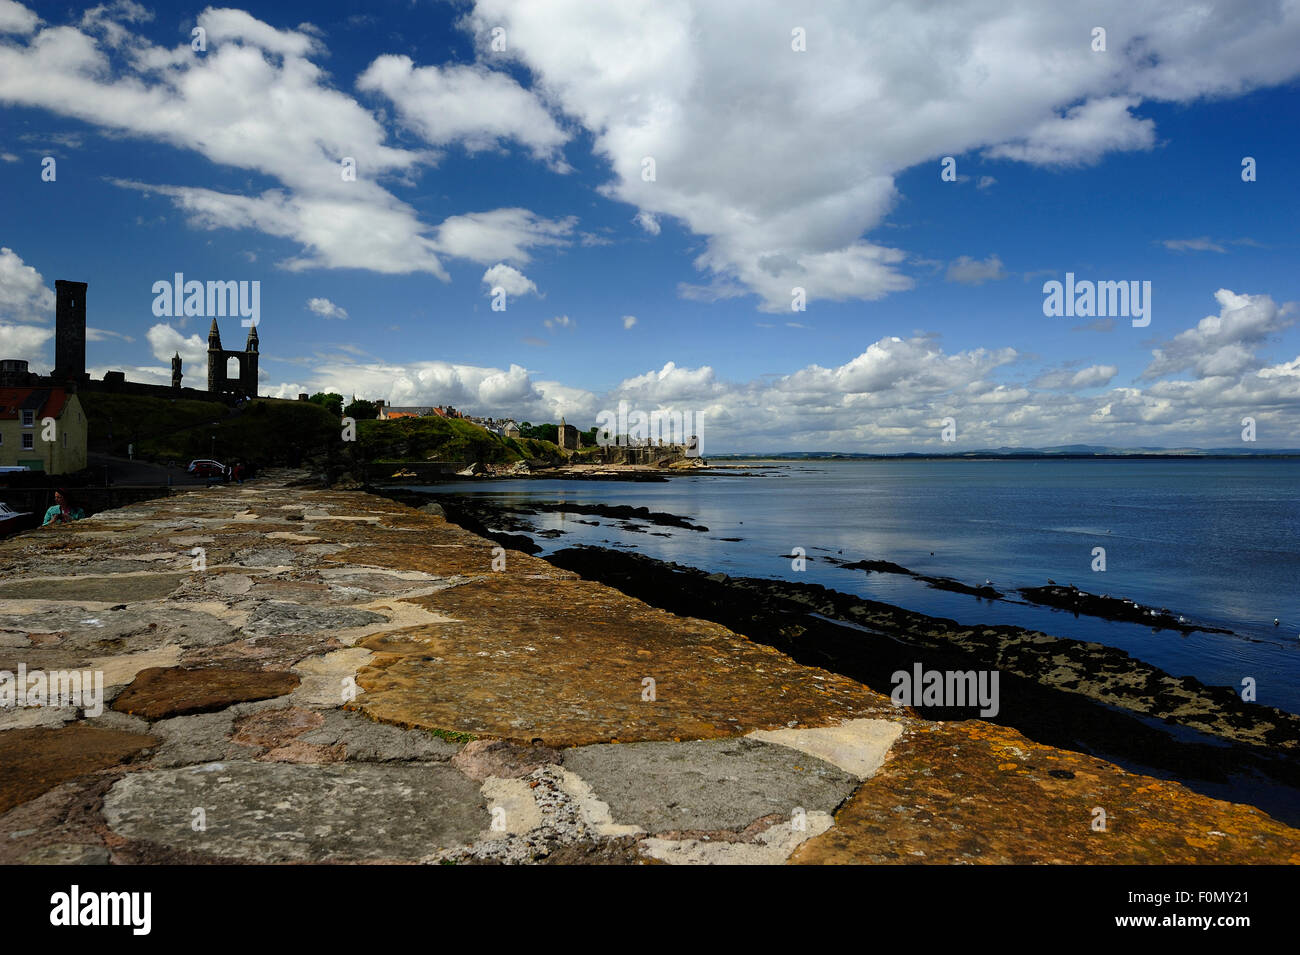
left=103, top=761, right=488, bottom=862
left=111, top=666, right=300, bottom=720
left=561, top=737, right=858, bottom=834
left=0, top=725, right=158, bottom=813
left=747, top=718, right=903, bottom=779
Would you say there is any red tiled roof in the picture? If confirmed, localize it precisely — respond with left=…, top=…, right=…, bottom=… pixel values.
left=0, top=387, right=69, bottom=421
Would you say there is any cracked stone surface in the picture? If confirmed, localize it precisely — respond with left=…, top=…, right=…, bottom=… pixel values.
left=103, top=761, right=487, bottom=862
left=297, top=708, right=459, bottom=762
left=244, top=602, right=388, bottom=637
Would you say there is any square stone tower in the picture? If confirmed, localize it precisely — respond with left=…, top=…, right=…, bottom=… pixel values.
left=53, top=280, right=88, bottom=381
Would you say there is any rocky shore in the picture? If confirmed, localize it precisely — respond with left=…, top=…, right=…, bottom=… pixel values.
left=1, top=476, right=1297, bottom=864
left=392, top=489, right=1300, bottom=822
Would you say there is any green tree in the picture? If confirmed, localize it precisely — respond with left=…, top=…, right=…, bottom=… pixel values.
left=308, top=392, right=344, bottom=417
left=344, top=398, right=380, bottom=419
left=519, top=422, right=558, bottom=443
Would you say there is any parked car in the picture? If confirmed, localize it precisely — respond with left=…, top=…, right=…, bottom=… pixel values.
left=187, top=459, right=226, bottom=478
left=0, top=501, right=34, bottom=537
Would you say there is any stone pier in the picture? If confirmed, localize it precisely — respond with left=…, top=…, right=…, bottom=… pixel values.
left=0, top=476, right=1296, bottom=864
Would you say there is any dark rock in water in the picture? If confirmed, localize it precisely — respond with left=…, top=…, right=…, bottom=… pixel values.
left=1019, top=584, right=1230, bottom=634
left=843, top=558, right=1003, bottom=599
left=530, top=501, right=707, bottom=531
left=843, top=558, right=911, bottom=575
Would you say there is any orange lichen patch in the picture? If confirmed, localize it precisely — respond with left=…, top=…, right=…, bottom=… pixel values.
left=352, top=573, right=899, bottom=747
left=324, top=530, right=571, bottom=580
left=790, top=719, right=1300, bottom=864
left=0, top=726, right=158, bottom=813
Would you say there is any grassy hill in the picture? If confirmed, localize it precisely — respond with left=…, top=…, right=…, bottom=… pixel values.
left=355, top=416, right=563, bottom=466
left=80, top=393, right=584, bottom=474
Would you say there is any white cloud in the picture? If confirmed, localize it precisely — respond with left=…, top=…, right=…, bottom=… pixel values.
left=0, top=6, right=568, bottom=282
left=86, top=326, right=135, bottom=343
left=0, top=247, right=54, bottom=323
left=434, top=208, right=574, bottom=265
left=544, top=314, right=573, bottom=331
left=266, top=359, right=597, bottom=424
left=245, top=288, right=1300, bottom=451
left=622, top=315, right=637, bottom=329
left=0, top=323, right=52, bottom=366
left=945, top=254, right=1006, bottom=285
left=482, top=263, right=538, bottom=298
left=468, top=0, right=1300, bottom=310
left=634, top=211, right=660, bottom=235
left=1161, top=237, right=1226, bottom=253
left=1034, top=364, right=1118, bottom=390
left=357, top=55, right=568, bottom=165
left=984, top=96, right=1156, bottom=166
left=146, top=323, right=206, bottom=365
left=0, top=0, right=38, bottom=35
left=307, top=297, right=348, bottom=320
left=1142, top=289, right=1292, bottom=381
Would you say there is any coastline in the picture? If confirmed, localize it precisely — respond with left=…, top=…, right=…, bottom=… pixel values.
left=381, top=485, right=1300, bottom=826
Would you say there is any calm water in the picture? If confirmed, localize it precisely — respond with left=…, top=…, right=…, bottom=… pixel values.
left=414, top=458, right=1300, bottom=715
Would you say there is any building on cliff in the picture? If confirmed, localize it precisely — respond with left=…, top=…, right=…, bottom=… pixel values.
left=557, top=417, right=581, bottom=450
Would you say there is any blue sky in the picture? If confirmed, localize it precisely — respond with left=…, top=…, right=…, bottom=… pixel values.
left=2, top=0, right=1299, bottom=452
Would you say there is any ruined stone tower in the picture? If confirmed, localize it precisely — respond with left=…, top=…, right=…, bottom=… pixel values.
left=206, top=318, right=259, bottom=397
left=53, top=280, right=87, bottom=381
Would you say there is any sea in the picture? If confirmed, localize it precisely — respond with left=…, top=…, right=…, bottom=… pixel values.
left=410, top=458, right=1300, bottom=716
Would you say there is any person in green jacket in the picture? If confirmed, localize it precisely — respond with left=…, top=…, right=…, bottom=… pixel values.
left=42, top=489, right=85, bottom=526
